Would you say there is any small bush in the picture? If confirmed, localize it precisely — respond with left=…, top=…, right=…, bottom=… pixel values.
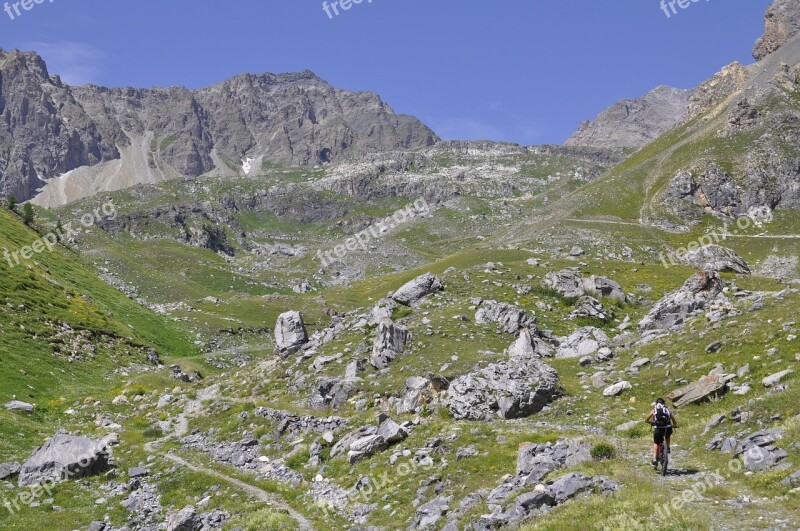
left=591, top=442, right=616, bottom=460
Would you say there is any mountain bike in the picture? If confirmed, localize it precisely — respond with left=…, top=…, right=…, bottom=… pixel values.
left=649, top=422, right=675, bottom=476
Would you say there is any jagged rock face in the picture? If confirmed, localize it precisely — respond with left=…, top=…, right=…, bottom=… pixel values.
left=0, top=49, right=437, bottom=202
left=639, top=269, right=724, bottom=333
left=753, top=0, right=800, bottom=61
left=0, top=50, right=119, bottom=200
left=274, top=311, right=308, bottom=355
left=18, top=434, right=112, bottom=487
left=665, top=155, right=800, bottom=222
left=565, top=85, right=693, bottom=148
left=686, top=62, right=748, bottom=119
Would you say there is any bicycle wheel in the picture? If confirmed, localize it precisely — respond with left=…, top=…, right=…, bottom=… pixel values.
left=661, top=444, right=669, bottom=476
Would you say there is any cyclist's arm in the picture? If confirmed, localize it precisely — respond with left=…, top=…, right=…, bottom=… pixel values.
left=645, top=411, right=654, bottom=423
left=670, top=414, right=678, bottom=428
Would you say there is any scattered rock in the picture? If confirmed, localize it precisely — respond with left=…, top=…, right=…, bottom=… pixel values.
left=370, top=318, right=411, bottom=369
left=763, top=369, right=793, bottom=387
left=4, top=400, right=34, bottom=413
left=275, top=311, right=309, bottom=355
left=669, top=374, right=730, bottom=407
left=391, top=273, right=444, bottom=305
left=475, top=300, right=537, bottom=335
left=602, top=381, right=632, bottom=397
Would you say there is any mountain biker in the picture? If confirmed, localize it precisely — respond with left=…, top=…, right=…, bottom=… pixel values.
left=645, top=398, right=677, bottom=467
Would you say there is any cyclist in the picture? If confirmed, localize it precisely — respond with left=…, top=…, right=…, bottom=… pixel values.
left=645, top=398, right=677, bottom=467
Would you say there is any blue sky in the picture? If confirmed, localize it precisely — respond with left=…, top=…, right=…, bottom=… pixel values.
left=1, top=0, right=772, bottom=144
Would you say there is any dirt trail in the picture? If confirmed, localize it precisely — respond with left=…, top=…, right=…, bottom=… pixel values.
left=620, top=441, right=796, bottom=530
left=144, top=389, right=315, bottom=530
left=161, top=453, right=314, bottom=530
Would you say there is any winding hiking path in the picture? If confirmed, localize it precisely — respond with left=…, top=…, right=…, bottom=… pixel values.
left=144, top=390, right=316, bottom=530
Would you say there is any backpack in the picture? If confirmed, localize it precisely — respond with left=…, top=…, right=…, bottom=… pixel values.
left=654, top=404, right=671, bottom=425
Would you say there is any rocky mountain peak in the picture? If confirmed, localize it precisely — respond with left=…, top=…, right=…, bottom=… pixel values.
left=564, top=85, right=693, bottom=149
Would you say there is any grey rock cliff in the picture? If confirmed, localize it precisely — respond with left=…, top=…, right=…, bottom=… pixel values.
left=0, top=49, right=438, bottom=202
left=565, top=85, right=693, bottom=148
left=753, top=0, right=800, bottom=61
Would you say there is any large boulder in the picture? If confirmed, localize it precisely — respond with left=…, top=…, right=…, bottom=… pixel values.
left=18, top=434, right=112, bottom=487
left=274, top=311, right=308, bottom=355
left=668, top=374, right=730, bottom=407
left=445, top=356, right=560, bottom=421
left=542, top=269, right=627, bottom=302
left=475, top=300, right=537, bottom=335
left=541, top=269, right=586, bottom=299
left=735, top=430, right=788, bottom=471
left=557, top=327, right=610, bottom=359
left=639, top=269, right=724, bottom=332
left=371, top=319, right=411, bottom=369
left=391, top=273, right=444, bottom=305
left=681, top=245, right=750, bottom=274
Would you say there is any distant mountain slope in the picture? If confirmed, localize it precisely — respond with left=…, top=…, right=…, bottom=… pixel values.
left=564, top=85, right=693, bottom=149
left=0, top=49, right=438, bottom=205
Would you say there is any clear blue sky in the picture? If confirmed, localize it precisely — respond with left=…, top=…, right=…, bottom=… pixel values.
left=1, top=0, right=772, bottom=145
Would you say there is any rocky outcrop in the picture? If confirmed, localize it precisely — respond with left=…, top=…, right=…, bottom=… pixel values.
left=330, top=416, right=409, bottom=464
left=565, top=85, right=692, bottom=149
left=639, top=270, right=724, bottom=333
left=541, top=269, right=626, bottom=302
left=444, top=347, right=560, bottom=421
left=391, top=273, right=444, bottom=305
left=753, top=0, right=800, bottom=61
left=557, top=327, right=610, bottom=359
left=274, top=311, right=308, bottom=355
left=681, top=245, right=751, bottom=274
left=686, top=62, right=749, bottom=119
left=309, top=377, right=361, bottom=410
left=669, top=374, right=731, bottom=407
left=735, top=430, right=788, bottom=471
left=18, top=434, right=112, bottom=487
left=370, top=318, right=411, bottom=369
left=474, top=300, right=537, bottom=335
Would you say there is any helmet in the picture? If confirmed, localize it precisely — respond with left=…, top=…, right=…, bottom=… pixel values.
left=656, top=398, right=665, bottom=405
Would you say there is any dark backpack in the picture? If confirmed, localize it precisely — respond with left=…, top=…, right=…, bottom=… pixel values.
left=654, top=404, right=671, bottom=426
